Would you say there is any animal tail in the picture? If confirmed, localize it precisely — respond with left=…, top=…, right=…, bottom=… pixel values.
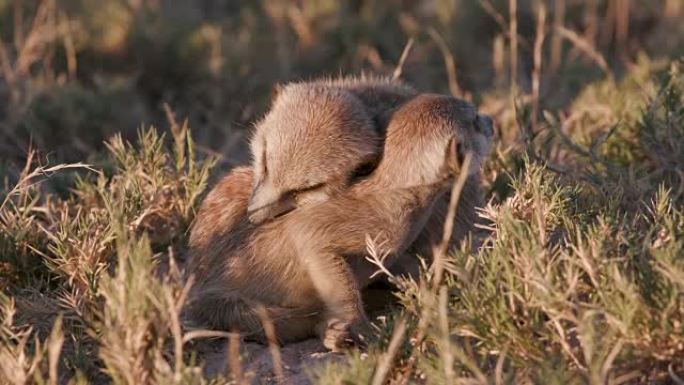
left=183, top=293, right=321, bottom=344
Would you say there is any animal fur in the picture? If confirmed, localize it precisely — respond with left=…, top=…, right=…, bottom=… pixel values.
left=185, top=94, right=493, bottom=350
left=248, top=76, right=491, bottom=272
left=247, top=80, right=383, bottom=224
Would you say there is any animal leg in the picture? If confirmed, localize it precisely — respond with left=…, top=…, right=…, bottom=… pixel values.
left=303, top=251, right=371, bottom=351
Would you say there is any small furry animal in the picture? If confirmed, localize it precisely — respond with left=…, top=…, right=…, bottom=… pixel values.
left=246, top=80, right=388, bottom=224
left=312, top=76, right=418, bottom=128
left=248, top=76, right=488, bottom=271
left=186, top=94, right=493, bottom=350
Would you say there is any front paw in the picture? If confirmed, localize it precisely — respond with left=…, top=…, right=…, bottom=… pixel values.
left=321, top=318, right=372, bottom=352
left=348, top=318, right=373, bottom=347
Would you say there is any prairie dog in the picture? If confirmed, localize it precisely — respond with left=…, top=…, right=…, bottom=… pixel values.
left=186, top=95, right=493, bottom=350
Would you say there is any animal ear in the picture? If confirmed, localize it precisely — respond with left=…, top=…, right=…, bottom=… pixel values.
left=445, top=136, right=461, bottom=173
left=270, top=83, right=284, bottom=104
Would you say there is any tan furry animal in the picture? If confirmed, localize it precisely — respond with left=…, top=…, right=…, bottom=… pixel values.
left=312, top=75, right=417, bottom=128
left=327, top=77, right=493, bottom=269
left=247, top=80, right=386, bottom=224
left=248, top=76, right=487, bottom=270
left=186, top=94, right=493, bottom=350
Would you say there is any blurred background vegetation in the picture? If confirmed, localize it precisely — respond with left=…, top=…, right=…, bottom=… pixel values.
left=1, top=0, right=680, bottom=170
left=1, top=1, right=684, bottom=384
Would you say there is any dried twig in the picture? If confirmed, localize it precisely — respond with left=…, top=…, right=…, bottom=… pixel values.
left=400, top=153, right=473, bottom=383
left=556, top=26, right=612, bottom=79
left=47, top=315, right=64, bottom=385
left=286, top=5, right=314, bottom=48
left=494, top=347, right=507, bottom=385
left=59, top=11, right=76, bottom=79
left=532, top=2, right=547, bottom=131
left=392, top=37, right=415, bottom=81
left=365, top=233, right=395, bottom=280
left=371, top=318, right=407, bottom=385
left=509, top=0, right=518, bottom=125
left=14, top=0, right=24, bottom=49
left=181, top=330, right=235, bottom=344
left=669, top=363, right=684, bottom=385
left=432, top=152, right=473, bottom=291
left=615, top=0, right=630, bottom=54
left=438, top=287, right=454, bottom=384
left=166, top=274, right=194, bottom=373
left=0, top=153, right=97, bottom=213
left=427, top=27, right=462, bottom=98
left=584, top=0, right=599, bottom=48
left=228, top=332, right=246, bottom=385
left=550, top=0, right=566, bottom=73
left=477, top=0, right=531, bottom=50
left=256, top=304, right=285, bottom=382
left=509, top=0, right=518, bottom=94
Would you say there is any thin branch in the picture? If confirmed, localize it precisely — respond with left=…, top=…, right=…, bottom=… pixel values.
left=427, top=27, right=463, bottom=98
left=509, top=0, right=518, bottom=124
left=439, top=287, right=454, bottom=384
left=392, top=37, right=415, bottom=81
left=432, top=152, right=472, bottom=291
left=13, top=0, right=24, bottom=50
left=371, top=318, right=407, bottom=385
left=365, top=233, right=395, bottom=280
left=1, top=159, right=97, bottom=213
left=401, top=154, right=473, bottom=383
left=181, top=330, right=235, bottom=344
left=532, top=2, right=547, bottom=131
left=228, top=332, right=246, bottom=385
left=615, top=0, right=630, bottom=54
left=256, top=304, right=285, bottom=382
left=550, top=0, right=566, bottom=73
left=556, top=26, right=612, bottom=79
left=477, top=0, right=531, bottom=50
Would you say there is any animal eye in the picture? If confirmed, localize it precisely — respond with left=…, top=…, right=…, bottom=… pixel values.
left=298, top=182, right=325, bottom=194
left=290, top=182, right=325, bottom=203
left=261, top=142, right=268, bottom=175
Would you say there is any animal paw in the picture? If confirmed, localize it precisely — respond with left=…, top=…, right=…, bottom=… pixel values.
left=321, top=318, right=372, bottom=352
left=348, top=318, right=373, bottom=348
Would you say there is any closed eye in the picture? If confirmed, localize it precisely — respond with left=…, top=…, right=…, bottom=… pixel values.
left=296, top=182, right=325, bottom=194
left=261, top=142, right=268, bottom=176
left=289, top=182, right=326, bottom=204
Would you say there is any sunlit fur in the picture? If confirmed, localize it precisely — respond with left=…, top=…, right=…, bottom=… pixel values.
left=185, top=93, right=493, bottom=350
left=247, top=81, right=382, bottom=223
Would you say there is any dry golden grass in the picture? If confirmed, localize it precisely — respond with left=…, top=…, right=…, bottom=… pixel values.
left=0, top=1, right=683, bottom=384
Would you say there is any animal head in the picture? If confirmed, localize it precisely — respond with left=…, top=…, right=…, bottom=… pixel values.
left=248, top=83, right=380, bottom=224
left=375, top=94, right=494, bottom=187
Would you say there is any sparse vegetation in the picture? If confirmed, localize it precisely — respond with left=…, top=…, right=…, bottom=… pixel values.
left=1, top=0, right=683, bottom=384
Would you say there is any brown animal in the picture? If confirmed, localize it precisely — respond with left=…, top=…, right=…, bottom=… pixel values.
left=247, top=79, right=389, bottom=224
left=250, top=75, right=489, bottom=277
left=186, top=94, right=493, bottom=350
left=312, top=75, right=417, bottom=128
left=327, top=76, right=493, bottom=266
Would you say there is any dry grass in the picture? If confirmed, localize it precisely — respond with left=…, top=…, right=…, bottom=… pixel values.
left=0, top=1, right=683, bottom=384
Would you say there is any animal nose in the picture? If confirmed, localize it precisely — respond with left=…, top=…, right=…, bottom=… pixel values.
left=476, top=114, right=494, bottom=138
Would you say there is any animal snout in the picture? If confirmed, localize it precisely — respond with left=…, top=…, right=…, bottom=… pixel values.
left=475, top=114, right=494, bottom=138
left=248, top=187, right=296, bottom=224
